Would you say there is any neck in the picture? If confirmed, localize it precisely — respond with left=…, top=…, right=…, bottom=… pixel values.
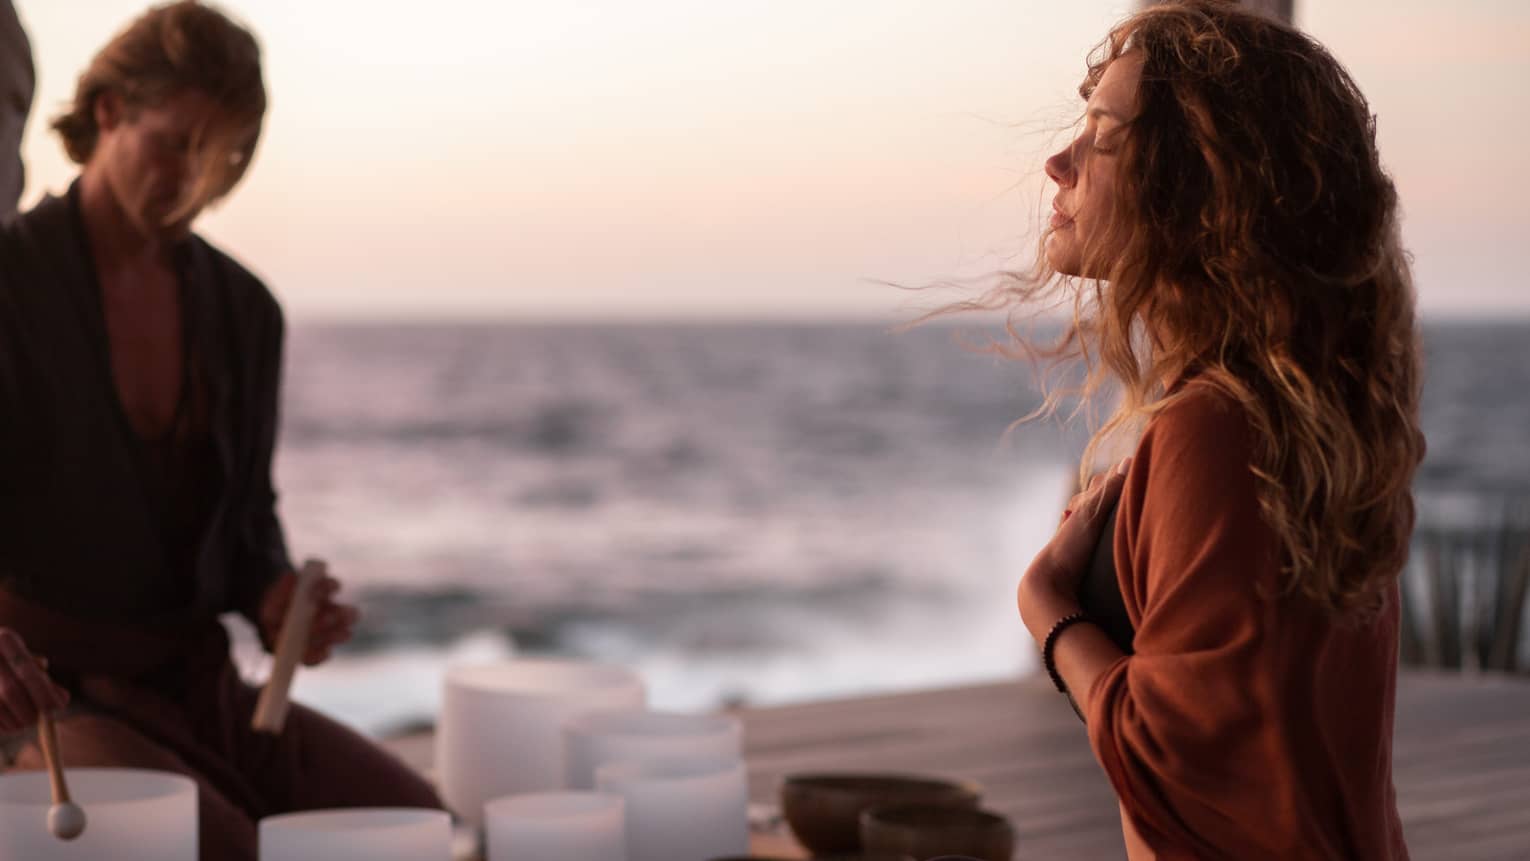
left=77, top=165, right=171, bottom=274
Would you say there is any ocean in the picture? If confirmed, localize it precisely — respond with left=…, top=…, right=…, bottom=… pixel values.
left=228, top=320, right=1530, bottom=736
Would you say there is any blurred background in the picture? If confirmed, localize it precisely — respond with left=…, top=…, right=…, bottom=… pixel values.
left=12, top=0, right=1529, bottom=736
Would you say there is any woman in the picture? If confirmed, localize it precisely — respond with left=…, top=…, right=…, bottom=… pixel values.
left=1009, top=2, right=1421, bottom=858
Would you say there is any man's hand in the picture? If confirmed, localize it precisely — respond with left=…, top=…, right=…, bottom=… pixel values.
left=0, top=628, right=69, bottom=733
left=257, top=570, right=360, bottom=667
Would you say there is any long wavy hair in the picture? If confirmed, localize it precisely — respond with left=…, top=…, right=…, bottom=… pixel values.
left=970, top=0, right=1424, bottom=617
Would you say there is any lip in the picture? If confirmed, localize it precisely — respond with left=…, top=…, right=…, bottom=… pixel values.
left=1050, top=200, right=1073, bottom=228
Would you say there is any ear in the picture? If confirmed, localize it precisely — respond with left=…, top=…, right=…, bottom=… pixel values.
left=93, top=90, right=124, bottom=133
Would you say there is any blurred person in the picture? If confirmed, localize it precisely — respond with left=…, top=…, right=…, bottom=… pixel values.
left=0, top=3, right=441, bottom=858
left=0, top=0, right=31, bottom=216
left=998, top=1, right=1422, bottom=858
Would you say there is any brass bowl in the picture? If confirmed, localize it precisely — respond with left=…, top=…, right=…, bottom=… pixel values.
left=779, top=773, right=981, bottom=855
left=859, top=803, right=1015, bottom=861
left=710, top=856, right=914, bottom=861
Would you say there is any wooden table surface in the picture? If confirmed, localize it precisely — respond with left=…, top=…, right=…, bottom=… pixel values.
left=387, top=669, right=1530, bottom=860
left=732, top=670, right=1530, bottom=860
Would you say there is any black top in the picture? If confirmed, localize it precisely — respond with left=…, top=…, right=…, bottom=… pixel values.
left=1079, top=496, right=1135, bottom=654
left=1064, top=494, right=1135, bottom=723
left=0, top=184, right=292, bottom=623
left=133, top=355, right=223, bottom=611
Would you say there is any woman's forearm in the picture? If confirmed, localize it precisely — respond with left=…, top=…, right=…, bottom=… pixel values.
left=1021, top=590, right=1127, bottom=718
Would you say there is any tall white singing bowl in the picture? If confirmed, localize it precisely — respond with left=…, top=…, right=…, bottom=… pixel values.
left=258, top=808, right=452, bottom=861
left=563, top=709, right=742, bottom=790
left=437, top=660, right=646, bottom=822
left=484, top=791, right=626, bottom=861
left=0, top=768, right=197, bottom=860
left=595, top=755, right=749, bottom=861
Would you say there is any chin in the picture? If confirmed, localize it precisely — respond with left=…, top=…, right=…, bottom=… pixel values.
left=139, top=202, right=198, bottom=241
left=153, top=219, right=196, bottom=242
left=1045, top=235, right=1082, bottom=276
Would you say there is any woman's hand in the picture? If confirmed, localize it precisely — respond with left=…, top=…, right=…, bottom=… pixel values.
left=1017, top=458, right=1130, bottom=639
left=257, top=570, right=361, bottom=667
left=0, top=628, right=70, bottom=734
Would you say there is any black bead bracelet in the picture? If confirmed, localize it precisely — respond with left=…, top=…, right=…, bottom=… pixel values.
left=1042, top=611, right=1091, bottom=694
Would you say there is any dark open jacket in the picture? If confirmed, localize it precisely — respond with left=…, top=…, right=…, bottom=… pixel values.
left=0, top=186, right=292, bottom=630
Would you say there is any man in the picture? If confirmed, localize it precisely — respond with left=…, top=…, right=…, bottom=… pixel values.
left=0, top=4, right=441, bottom=859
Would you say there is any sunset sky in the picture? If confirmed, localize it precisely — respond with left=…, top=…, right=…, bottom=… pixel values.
left=15, top=1, right=1529, bottom=320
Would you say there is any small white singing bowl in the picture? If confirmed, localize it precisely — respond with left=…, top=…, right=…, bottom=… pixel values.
left=258, top=808, right=453, bottom=861
left=437, top=659, right=646, bottom=822
left=484, top=791, right=625, bottom=861
left=596, top=755, right=751, bottom=861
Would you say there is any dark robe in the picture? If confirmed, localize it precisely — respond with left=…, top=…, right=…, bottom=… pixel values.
left=0, top=187, right=441, bottom=861
left=0, top=185, right=290, bottom=628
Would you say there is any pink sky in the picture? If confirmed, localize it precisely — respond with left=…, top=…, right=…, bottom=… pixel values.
left=17, top=1, right=1529, bottom=320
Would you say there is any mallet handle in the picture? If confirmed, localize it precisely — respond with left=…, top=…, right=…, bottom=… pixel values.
left=37, top=710, right=70, bottom=805
left=252, top=558, right=326, bottom=733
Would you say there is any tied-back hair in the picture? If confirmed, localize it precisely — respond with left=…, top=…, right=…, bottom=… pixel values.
left=51, top=0, right=265, bottom=223
left=974, top=0, right=1424, bottom=617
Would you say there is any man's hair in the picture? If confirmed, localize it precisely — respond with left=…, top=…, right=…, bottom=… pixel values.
left=51, top=0, right=265, bottom=213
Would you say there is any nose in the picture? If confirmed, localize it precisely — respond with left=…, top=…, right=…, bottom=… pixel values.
left=1045, top=138, right=1078, bottom=188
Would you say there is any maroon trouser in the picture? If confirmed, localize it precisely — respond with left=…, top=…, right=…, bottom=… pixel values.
left=0, top=593, right=443, bottom=861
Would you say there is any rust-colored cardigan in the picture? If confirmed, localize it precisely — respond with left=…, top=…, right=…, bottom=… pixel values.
left=1087, top=381, right=1410, bottom=859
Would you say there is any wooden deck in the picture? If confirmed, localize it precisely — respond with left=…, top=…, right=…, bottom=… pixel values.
left=736, top=670, right=1530, bottom=860
left=389, top=669, right=1530, bottom=860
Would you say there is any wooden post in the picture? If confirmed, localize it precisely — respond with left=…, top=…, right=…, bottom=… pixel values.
left=1140, top=0, right=1295, bottom=25
left=1486, top=512, right=1530, bottom=673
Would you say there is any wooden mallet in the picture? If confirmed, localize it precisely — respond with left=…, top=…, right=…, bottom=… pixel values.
left=252, top=558, right=327, bottom=734
left=33, top=659, right=85, bottom=841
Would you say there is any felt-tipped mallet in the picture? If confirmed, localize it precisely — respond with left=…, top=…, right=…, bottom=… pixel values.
left=33, top=660, right=85, bottom=841
left=251, top=558, right=327, bottom=734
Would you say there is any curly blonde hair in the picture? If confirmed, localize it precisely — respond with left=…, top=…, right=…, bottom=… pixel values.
left=968, top=0, right=1424, bottom=617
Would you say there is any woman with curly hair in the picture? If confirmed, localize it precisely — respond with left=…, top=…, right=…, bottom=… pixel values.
left=1010, top=2, right=1422, bottom=858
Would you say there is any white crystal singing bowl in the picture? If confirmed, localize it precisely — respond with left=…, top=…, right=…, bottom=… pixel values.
left=484, top=791, right=626, bottom=861
left=563, top=709, right=741, bottom=790
left=0, top=767, right=197, bottom=860
left=437, top=659, right=646, bottom=822
left=258, top=807, right=452, bottom=861
left=596, top=754, right=749, bottom=861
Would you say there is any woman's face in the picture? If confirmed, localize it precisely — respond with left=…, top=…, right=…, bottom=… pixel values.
left=1044, top=52, right=1143, bottom=277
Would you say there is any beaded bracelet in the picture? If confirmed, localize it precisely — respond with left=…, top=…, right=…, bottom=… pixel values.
left=1042, top=611, right=1091, bottom=694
